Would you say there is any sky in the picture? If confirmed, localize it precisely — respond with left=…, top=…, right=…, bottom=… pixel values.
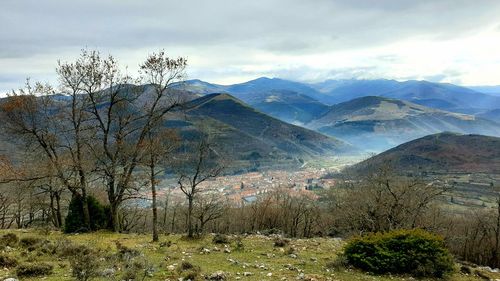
left=1, top=0, right=500, bottom=93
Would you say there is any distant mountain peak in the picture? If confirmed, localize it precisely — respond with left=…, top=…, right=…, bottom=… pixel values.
left=252, top=76, right=273, bottom=81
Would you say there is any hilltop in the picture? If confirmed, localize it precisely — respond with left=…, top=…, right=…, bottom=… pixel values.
left=349, top=132, right=500, bottom=175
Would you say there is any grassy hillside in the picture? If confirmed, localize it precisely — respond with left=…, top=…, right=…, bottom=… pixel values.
left=182, top=93, right=353, bottom=159
left=178, top=79, right=329, bottom=124
left=246, top=90, right=329, bottom=124
left=350, top=132, right=500, bottom=175
left=0, top=230, right=494, bottom=281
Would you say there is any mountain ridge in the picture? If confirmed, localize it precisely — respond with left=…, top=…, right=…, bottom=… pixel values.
left=348, top=132, right=500, bottom=175
left=179, top=77, right=500, bottom=113
left=306, top=96, right=500, bottom=151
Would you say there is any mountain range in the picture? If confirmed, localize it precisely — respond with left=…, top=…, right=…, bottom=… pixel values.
left=177, top=77, right=500, bottom=122
left=177, top=77, right=500, bottom=151
left=3, top=76, right=500, bottom=172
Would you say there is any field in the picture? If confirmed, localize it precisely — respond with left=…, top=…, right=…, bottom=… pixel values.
left=0, top=230, right=498, bottom=281
left=428, top=172, right=500, bottom=211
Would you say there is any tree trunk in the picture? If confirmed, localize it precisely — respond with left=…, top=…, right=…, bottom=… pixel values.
left=16, top=198, right=21, bottom=229
left=171, top=206, right=177, bottom=233
left=49, top=192, right=59, bottom=228
left=151, top=165, right=159, bottom=242
left=80, top=189, right=91, bottom=230
left=107, top=179, right=121, bottom=232
left=187, top=195, right=194, bottom=238
left=55, top=192, right=63, bottom=228
left=200, top=219, right=206, bottom=235
left=110, top=202, right=120, bottom=232
left=163, top=196, right=169, bottom=228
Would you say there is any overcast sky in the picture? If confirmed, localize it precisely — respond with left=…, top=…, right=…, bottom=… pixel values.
left=2, top=0, right=500, bottom=93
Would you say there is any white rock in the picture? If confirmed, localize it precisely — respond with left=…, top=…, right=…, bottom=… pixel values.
left=101, top=268, right=116, bottom=277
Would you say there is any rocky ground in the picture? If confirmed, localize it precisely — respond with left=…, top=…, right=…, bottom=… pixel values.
left=0, top=229, right=499, bottom=281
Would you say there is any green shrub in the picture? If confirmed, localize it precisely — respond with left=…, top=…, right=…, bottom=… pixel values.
left=177, top=261, right=201, bottom=280
left=325, top=254, right=348, bottom=270
left=273, top=237, right=289, bottom=247
left=19, top=237, right=42, bottom=250
left=69, top=245, right=101, bottom=281
left=1, top=233, right=19, bottom=247
left=261, top=228, right=282, bottom=236
left=16, top=262, right=54, bottom=277
left=56, top=239, right=84, bottom=258
left=115, top=241, right=140, bottom=261
left=65, top=195, right=110, bottom=233
left=343, top=229, right=454, bottom=278
left=38, top=240, right=57, bottom=255
left=212, top=234, right=229, bottom=244
left=0, top=254, right=18, bottom=268
left=122, top=258, right=153, bottom=281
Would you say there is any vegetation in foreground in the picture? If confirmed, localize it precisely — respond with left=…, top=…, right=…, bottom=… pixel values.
left=0, top=229, right=499, bottom=281
left=344, top=229, right=454, bottom=278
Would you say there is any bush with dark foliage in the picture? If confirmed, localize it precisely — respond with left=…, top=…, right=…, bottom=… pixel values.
left=233, top=236, right=244, bottom=251
left=177, top=261, right=201, bottom=280
left=16, top=262, right=54, bottom=277
left=212, top=234, right=229, bottom=244
left=1, top=233, right=19, bottom=247
left=273, top=237, right=289, bottom=247
left=19, top=237, right=42, bottom=251
left=65, top=195, right=110, bottom=233
left=343, top=229, right=454, bottom=278
left=122, top=258, right=153, bottom=281
left=0, top=254, right=18, bottom=268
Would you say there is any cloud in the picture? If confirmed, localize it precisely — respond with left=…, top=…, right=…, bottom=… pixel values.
left=1, top=0, right=500, bottom=92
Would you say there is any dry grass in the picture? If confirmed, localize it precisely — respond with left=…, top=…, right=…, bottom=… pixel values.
left=0, top=229, right=496, bottom=281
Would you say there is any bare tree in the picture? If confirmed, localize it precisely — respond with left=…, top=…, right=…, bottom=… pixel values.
left=330, top=164, right=447, bottom=234
left=177, top=137, right=224, bottom=238
left=1, top=80, right=94, bottom=228
left=193, top=191, right=227, bottom=235
left=55, top=50, right=187, bottom=231
left=142, top=128, right=180, bottom=241
left=1, top=49, right=187, bottom=232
